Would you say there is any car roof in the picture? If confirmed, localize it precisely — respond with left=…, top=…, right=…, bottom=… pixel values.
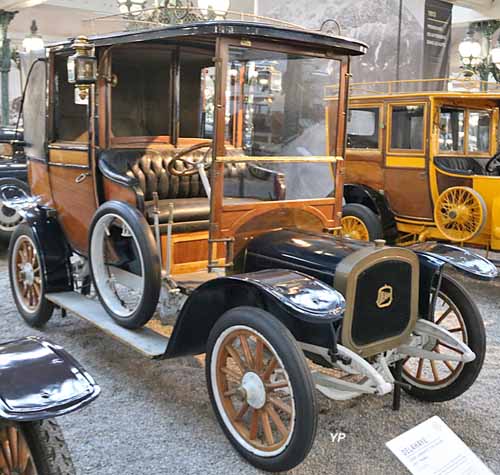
left=48, top=20, right=368, bottom=57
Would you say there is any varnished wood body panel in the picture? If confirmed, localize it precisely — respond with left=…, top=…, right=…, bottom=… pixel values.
left=102, top=177, right=137, bottom=207
left=28, top=159, right=53, bottom=206
left=48, top=149, right=97, bottom=254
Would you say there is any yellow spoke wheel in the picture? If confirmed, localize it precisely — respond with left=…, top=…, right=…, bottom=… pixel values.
left=341, top=216, right=370, bottom=241
left=434, top=186, right=486, bottom=242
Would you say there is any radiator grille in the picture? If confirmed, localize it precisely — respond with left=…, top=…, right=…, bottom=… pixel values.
left=351, top=260, right=413, bottom=347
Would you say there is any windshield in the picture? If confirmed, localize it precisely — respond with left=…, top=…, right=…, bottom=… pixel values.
left=439, top=106, right=491, bottom=154
left=223, top=46, right=341, bottom=200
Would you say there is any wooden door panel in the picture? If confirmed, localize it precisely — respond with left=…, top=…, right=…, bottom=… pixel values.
left=384, top=168, right=433, bottom=219
left=48, top=148, right=97, bottom=254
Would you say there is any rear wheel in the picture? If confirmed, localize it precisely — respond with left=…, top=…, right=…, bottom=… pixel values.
left=206, top=307, right=317, bottom=472
left=0, top=419, right=75, bottom=475
left=9, top=223, right=54, bottom=327
left=0, top=178, right=30, bottom=241
left=401, top=275, right=486, bottom=402
left=341, top=203, right=383, bottom=241
left=89, top=201, right=161, bottom=329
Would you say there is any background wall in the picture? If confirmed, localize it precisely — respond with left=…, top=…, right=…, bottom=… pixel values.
left=258, top=0, right=427, bottom=83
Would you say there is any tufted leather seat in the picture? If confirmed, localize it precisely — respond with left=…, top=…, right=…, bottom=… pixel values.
left=434, top=156, right=485, bottom=176
left=99, top=147, right=285, bottom=233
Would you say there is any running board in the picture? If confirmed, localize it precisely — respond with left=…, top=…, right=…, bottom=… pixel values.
left=46, top=292, right=169, bottom=359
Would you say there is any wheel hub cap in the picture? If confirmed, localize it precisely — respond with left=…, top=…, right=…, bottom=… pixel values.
left=241, top=372, right=266, bottom=409
left=20, top=262, right=34, bottom=285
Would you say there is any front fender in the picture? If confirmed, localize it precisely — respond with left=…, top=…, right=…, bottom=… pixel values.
left=165, top=269, right=345, bottom=358
left=410, top=241, right=498, bottom=281
left=0, top=338, right=100, bottom=421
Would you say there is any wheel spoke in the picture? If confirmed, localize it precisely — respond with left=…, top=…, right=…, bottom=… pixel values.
left=7, top=427, right=17, bottom=467
left=249, top=409, right=259, bottom=440
left=220, top=366, right=242, bottom=383
left=266, top=404, right=289, bottom=439
left=262, top=356, right=278, bottom=381
left=416, top=358, right=424, bottom=379
left=254, top=339, right=264, bottom=372
left=435, top=306, right=453, bottom=325
left=239, top=335, right=254, bottom=370
left=224, top=344, right=246, bottom=374
left=430, top=360, right=439, bottom=382
left=261, top=410, right=274, bottom=446
left=269, top=397, right=293, bottom=416
left=235, top=402, right=249, bottom=422
left=265, top=381, right=289, bottom=391
left=438, top=341, right=463, bottom=354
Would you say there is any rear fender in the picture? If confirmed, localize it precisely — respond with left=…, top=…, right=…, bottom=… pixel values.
left=0, top=337, right=100, bottom=421
left=164, top=269, right=345, bottom=358
left=25, top=206, right=73, bottom=292
left=411, top=242, right=498, bottom=281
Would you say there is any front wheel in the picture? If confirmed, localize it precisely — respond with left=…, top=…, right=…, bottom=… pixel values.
left=401, top=275, right=486, bottom=402
left=206, top=307, right=318, bottom=472
left=0, top=419, right=76, bottom=474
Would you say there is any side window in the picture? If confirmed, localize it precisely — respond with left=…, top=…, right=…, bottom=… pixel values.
left=179, top=50, right=214, bottom=139
left=53, top=55, right=88, bottom=142
left=347, top=107, right=379, bottom=149
left=390, top=105, right=425, bottom=151
left=439, top=107, right=464, bottom=152
left=111, top=48, right=172, bottom=138
left=468, top=110, right=490, bottom=153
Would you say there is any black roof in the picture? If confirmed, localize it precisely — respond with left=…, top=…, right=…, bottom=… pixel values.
left=49, top=20, right=367, bottom=56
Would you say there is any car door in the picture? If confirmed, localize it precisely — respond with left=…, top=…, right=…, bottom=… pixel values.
left=383, top=101, right=434, bottom=220
left=47, top=54, right=98, bottom=254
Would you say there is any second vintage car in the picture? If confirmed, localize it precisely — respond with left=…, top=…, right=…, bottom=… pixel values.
left=6, top=14, right=498, bottom=472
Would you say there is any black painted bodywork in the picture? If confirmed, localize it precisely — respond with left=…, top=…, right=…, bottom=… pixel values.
left=165, top=269, right=345, bottom=358
left=25, top=206, right=73, bottom=293
left=0, top=337, right=99, bottom=421
left=0, top=128, right=27, bottom=182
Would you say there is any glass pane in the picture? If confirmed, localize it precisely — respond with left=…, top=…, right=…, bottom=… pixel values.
left=224, top=46, right=339, bottom=201
left=439, top=107, right=464, bottom=152
left=390, top=105, right=424, bottom=150
left=347, top=108, right=379, bottom=149
left=179, top=50, right=214, bottom=139
left=223, top=160, right=334, bottom=201
left=112, top=48, right=171, bottom=137
left=468, top=110, right=490, bottom=153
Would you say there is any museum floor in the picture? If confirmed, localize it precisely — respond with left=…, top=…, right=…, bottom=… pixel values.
left=0, top=243, right=498, bottom=475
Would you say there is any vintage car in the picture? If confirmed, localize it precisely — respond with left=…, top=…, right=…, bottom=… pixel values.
left=0, top=127, right=30, bottom=240
left=325, top=79, right=500, bottom=251
left=0, top=337, right=99, bottom=474
left=6, top=18, right=498, bottom=472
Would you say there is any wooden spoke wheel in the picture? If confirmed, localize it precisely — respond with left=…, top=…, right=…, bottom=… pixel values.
left=0, top=423, right=38, bottom=475
left=207, top=307, right=317, bottom=472
left=341, top=203, right=383, bottom=242
left=434, top=186, right=486, bottom=242
left=214, top=328, right=294, bottom=455
left=341, top=216, right=370, bottom=241
left=9, top=224, right=54, bottom=327
left=401, top=275, right=486, bottom=402
left=13, top=235, right=42, bottom=313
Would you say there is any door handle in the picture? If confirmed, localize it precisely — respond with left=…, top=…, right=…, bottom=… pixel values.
left=75, top=173, right=90, bottom=184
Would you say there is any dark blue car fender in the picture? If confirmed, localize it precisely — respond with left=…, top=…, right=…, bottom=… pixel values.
left=0, top=337, right=100, bottom=421
left=164, top=269, right=346, bottom=359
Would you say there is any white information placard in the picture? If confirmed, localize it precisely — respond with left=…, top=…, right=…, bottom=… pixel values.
left=386, top=416, right=493, bottom=475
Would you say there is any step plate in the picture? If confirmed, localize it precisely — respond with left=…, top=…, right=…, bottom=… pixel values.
left=46, top=292, right=169, bottom=359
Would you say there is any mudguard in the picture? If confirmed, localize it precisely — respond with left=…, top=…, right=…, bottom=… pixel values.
left=410, top=241, right=498, bottom=281
left=165, top=269, right=346, bottom=358
left=25, top=206, right=73, bottom=292
left=0, top=337, right=100, bottom=421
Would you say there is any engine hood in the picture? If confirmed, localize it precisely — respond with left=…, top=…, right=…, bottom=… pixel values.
left=244, top=229, right=373, bottom=284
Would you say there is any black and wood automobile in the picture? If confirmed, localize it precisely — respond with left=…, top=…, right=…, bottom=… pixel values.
left=0, top=127, right=30, bottom=240
left=6, top=16, right=498, bottom=472
left=0, top=337, right=99, bottom=474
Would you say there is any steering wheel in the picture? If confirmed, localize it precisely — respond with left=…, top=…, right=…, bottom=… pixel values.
left=485, top=152, right=500, bottom=173
left=167, top=142, right=213, bottom=177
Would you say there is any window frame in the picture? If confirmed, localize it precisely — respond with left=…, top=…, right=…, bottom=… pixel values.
left=387, top=101, right=427, bottom=155
left=437, top=105, right=493, bottom=157
left=346, top=104, right=383, bottom=151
